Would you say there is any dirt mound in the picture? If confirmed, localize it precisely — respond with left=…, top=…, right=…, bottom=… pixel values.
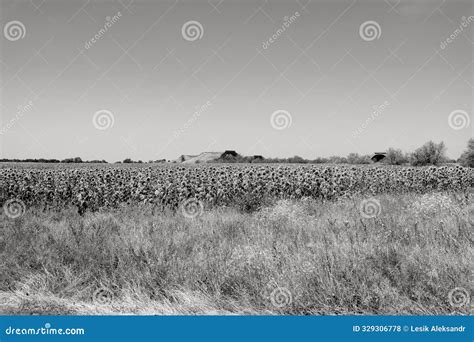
left=182, top=152, right=223, bottom=164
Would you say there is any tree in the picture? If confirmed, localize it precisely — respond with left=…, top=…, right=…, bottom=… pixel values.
left=287, top=155, right=307, bottom=163
left=347, top=153, right=371, bottom=164
left=384, top=148, right=408, bottom=165
left=410, top=141, right=446, bottom=166
left=311, top=157, right=329, bottom=164
left=328, top=156, right=348, bottom=164
left=459, top=139, right=474, bottom=167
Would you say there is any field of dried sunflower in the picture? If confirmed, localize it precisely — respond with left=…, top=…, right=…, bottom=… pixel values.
left=0, top=163, right=472, bottom=315
left=1, top=163, right=472, bottom=213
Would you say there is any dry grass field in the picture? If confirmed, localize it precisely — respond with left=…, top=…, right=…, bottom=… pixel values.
left=1, top=189, right=472, bottom=315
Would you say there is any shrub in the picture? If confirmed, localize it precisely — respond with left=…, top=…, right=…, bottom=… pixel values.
left=327, top=156, right=348, bottom=164
left=287, top=156, right=307, bottom=164
left=384, top=148, right=408, bottom=165
left=410, top=141, right=446, bottom=166
left=311, top=157, right=329, bottom=164
left=459, top=139, right=474, bottom=167
left=347, top=153, right=371, bottom=164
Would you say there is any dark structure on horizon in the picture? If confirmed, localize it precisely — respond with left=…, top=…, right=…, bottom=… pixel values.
left=220, top=150, right=238, bottom=158
left=371, top=152, right=387, bottom=163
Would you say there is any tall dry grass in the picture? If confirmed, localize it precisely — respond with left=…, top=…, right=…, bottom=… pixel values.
left=0, top=193, right=472, bottom=315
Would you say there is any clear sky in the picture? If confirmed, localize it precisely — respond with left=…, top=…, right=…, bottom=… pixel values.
left=0, top=0, right=472, bottom=162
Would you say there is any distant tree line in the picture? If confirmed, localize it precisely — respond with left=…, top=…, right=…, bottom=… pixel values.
left=1, top=139, right=472, bottom=167
left=384, top=139, right=473, bottom=167
left=0, top=157, right=107, bottom=163
left=209, top=139, right=473, bottom=167
left=211, top=154, right=374, bottom=165
left=116, top=158, right=167, bottom=164
left=0, top=157, right=167, bottom=164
